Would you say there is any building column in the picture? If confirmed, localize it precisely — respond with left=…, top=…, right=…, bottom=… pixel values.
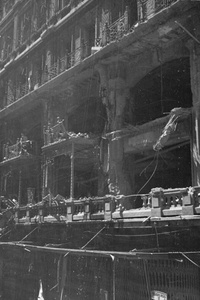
left=189, top=41, right=200, bottom=186
left=18, top=169, right=22, bottom=206
left=13, top=13, right=18, bottom=51
left=70, top=142, right=75, bottom=200
left=97, top=63, right=132, bottom=208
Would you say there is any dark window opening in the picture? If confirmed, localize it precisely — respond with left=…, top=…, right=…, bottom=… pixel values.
left=125, top=58, right=192, bottom=126
left=124, top=58, right=193, bottom=198
left=69, top=98, right=106, bottom=134
left=54, top=155, right=98, bottom=199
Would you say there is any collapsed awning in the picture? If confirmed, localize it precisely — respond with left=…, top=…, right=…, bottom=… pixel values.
left=124, top=107, right=191, bottom=154
left=153, top=107, right=191, bottom=151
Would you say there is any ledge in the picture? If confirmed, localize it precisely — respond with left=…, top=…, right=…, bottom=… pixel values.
left=42, top=137, right=96, bottom=156
left=162, top=206, right=182, bottom=216
left=112, top=208, right=151, bottom=219
left=0, top=154, right=35, bottom=167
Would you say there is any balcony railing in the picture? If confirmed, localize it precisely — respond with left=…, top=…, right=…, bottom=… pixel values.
left=2, top=136, right=33, bottom=162
left=12, top=185, right=200, bottom=224
left=43, top=118, right=67, bottom=146
left=0, top=0, right=15, bottom=22
left=14, top=196, right=115, bottom=223
left=3, top=39, right=91, bottom=108
left=0, top=0, right=180, bottom=110
left=101, top=7, right=129, bottom=47
left=137, top=0, right=178, bottom=22
left=0, top=44, right=13, bottom=62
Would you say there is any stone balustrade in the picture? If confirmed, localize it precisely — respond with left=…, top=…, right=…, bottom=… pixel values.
left=12, top=186, right=200, bottom=224
left=14, top=196, right=114, bottom=224
left=150, top=187, right=199, bottom=217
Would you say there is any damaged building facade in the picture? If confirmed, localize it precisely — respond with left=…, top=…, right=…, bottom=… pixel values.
left=0, top=0, right=200, bottom=299
left=0, top=0, right=198, bottom=211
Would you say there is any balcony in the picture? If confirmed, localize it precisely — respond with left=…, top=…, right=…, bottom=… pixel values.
left=0, top=0, right=184, bottom=113
left=137, top=0, right=178, bottom=22
left=2, top=38, right=92, bottom=109
left=0, top=0, right=15, bottom=22
left=42, top=118, right=96, bottom=157
left=14, top=195, right=115, bottom=223
left=13, top=185, right=200, bottom=224
left=100, top=7, right=130, bottom=47
left=0, top=6, right=131, bottom=110
left=40, top=43, right=90, bottom=85
left=0, top=40, right=13, bottom=63
left=0, top=9, right=131, bottom=109
left=43, top=118, right=68, bottom=147
left=0, top=135, right=34, bottom=166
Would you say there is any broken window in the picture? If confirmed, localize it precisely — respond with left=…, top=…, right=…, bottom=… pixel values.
left=124, top=58, right=193, bottom=196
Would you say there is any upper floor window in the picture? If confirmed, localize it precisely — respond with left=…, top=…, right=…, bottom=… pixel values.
left=0, top=24, right=14, bottom=61
left=18, top=8, right=32, bottom=46
left=1, top=0, right=15, bottom=19
left=47, top=0, right=58, bottom=20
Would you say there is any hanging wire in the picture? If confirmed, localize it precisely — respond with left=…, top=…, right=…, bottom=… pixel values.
left=136, top=152, right=159, bottom=195
left=80, top=226, right=106, bottom=250
left=160, top=60, right=164, bottom=114
left=156, top=47, right=164, bottom=114
left=180, top=252, right=200, bottom=269
left=0, top=229, right=11, bottom=240
left=139, top=153, right=157, bottom=176
left=154, top=222, right=160, bottom=252
left=17, top=226, right=38, bottom=244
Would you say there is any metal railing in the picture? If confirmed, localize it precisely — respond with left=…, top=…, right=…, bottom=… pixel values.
left=0, top=0, right=180, bottom=110
left=0, top=44, right=13, bottom=62
left=2, top=137, right=33, bottom=161
left=3, top=141, right=20, bottom=160
left=101, top=7, right=129, bottom=46
left=43, top=118, right=67, bottom=146
left=3, top=39, right=91, bottom=108
left=137, top=0, right=178, bottom=21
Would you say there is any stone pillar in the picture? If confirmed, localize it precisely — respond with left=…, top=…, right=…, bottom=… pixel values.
left=18, top=169, right=22, bottom=206
left=42, top=98, right=48, bottom=198
left=13, top=14, right=18, bottom=51
left=0, top=256, right=3, bottom=296
left=96, top=63, right=132, bottom=209
left=189, top=41, right=200, bottom=186
left=70, top=142, right=75, bottom=200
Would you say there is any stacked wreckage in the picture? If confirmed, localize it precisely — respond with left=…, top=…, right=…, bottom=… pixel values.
left=0, top=0, right=200, bottom=299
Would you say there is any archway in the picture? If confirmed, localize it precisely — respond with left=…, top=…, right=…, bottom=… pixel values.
left=125, top=58, right=192, bottom=125
left=124, top=57, right=192, bottom=198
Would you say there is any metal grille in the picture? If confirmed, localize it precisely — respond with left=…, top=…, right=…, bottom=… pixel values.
left=148, top=258, right=200, bottom=300
left=116, top=259, right=149, bottom=300
left=1, top=247, right=200, bottom=299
